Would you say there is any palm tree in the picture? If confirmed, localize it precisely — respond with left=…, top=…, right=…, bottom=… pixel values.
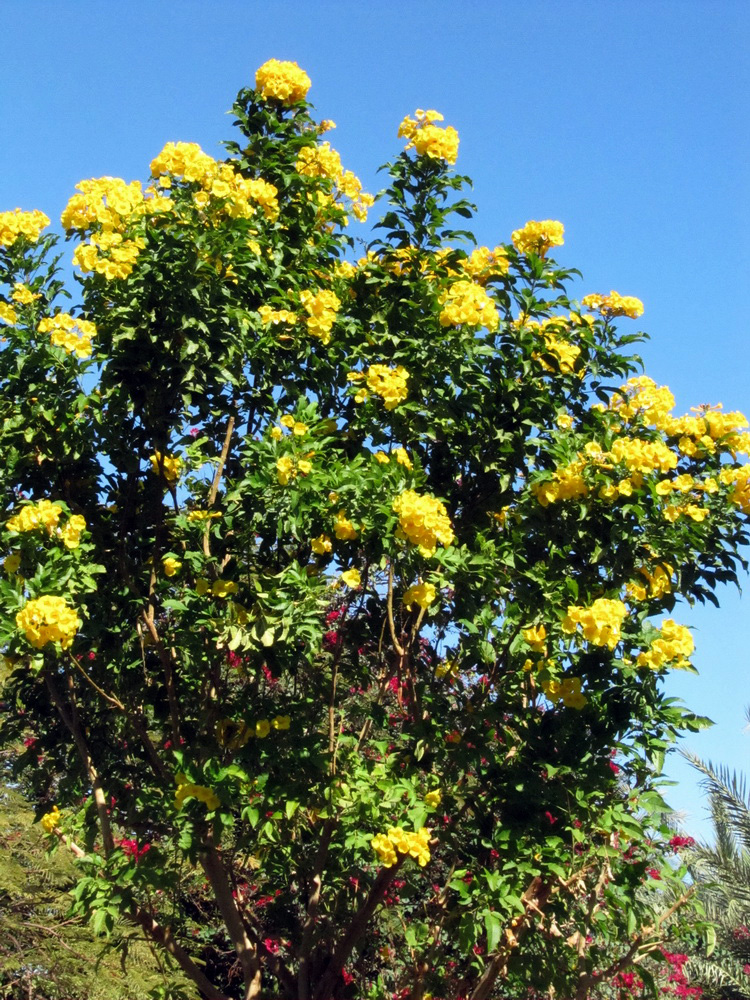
left=682, top=715, right=750, bottom=999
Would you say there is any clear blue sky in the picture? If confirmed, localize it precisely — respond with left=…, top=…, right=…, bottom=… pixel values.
left=2, top=0, right=748, bottom=840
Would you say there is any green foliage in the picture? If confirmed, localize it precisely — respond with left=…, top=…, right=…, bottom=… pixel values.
left=682, top=748, right=750, bottom=998
left=0, top=766, right=184, bottom=1000
left=0, top=59, right=749, bottom=999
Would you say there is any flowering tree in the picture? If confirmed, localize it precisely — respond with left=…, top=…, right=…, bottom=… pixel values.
left=1, top=58, right=749, bottom=1000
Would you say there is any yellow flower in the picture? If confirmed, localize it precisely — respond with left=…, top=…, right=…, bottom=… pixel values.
left=16, top=595, right=81, bottom=649
left=211, top=580, right=237, bottom=598
left=394, top=447, right=413, bottom=471
left=300, top=288, right=340, bottom=345
left=556, top=413, right=573, bottom=429
left=59, top=514, right=86, bottom=549
left=562, top=599, right=627, bottom=650
left=311, top=534, right=332, bottom=555
left=374, top=451, right=390, bottom=464
left=350, top=364, right=410, bottom=410
left=334, top=511, right=358, bottom=541
left=162, top=556, right=182, bottom=577
left=340, top=568, right=361, bottom=589
left=542, top=676, right=587, bottom=709
left=195, top=578, right=210, bottom=595
left=186, top=509, right=221, bottom=522
left=150, top=451, right=182, bottom=485
left=6, top=500, right=63, bottom=535
left=255, top=59, right=311, bottom=105
left=393, top=490, right=454, bottom=558
left=522, top=624, right=547, bottom=653
left=511, top=220, right=564, bottom=257
left=270, top=426, right=283, bottom=441
left=255, top=719, right=271, bottom=738
left=297, top=459, right=313, bottom=475
left=439, top=280, right=499, bottom=331
left=280, top=414, right=295, bottom=428
left=175, top=776, right=220, bottom=812
left=424, top=790, right=442, bottom=809
left=398, top=110, right=459, bottom=164
left=3, top=553, right=20, bottom=574
left=582, top=291, right=644, bottom=320
left=38, top=313, right=96, bottom=359
left=0, top=302, right=18, bottom=326
left=0, top=208, right=50, bottom=247
left=40, top=806, right=62, bottom=833
left=272, top=715, right=291, bottom=730
left=11, top=283, right=42, bottom=305
left=402, top=581, right=437, bottom=610
left=276, top=455, right=296, bottom=485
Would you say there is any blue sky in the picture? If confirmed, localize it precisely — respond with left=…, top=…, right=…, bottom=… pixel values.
left=2, top=0, right=748, bottom=840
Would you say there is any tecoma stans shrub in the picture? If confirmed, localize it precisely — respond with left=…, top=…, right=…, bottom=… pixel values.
left=1, top=58, right=749, bottom=1000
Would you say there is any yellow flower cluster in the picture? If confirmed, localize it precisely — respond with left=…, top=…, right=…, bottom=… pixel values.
left=347, top=364, right=410, bottom=409
left=299, top=289, right=340, bottom=345
left=297, top=142, right=343, bottom=180
left=334, top=511, right=358, bottom=540
left=626, top=562, right=674, bottom=603
left=531, top=460, right=588, bottom=506
left=162, top=557, right=182, bottom=577
left=637, top=619, right=694, bottom=671
left=217, top=715, right=290, bottom=747
left=6, top=500, right=63, bottom=534
left=582, top=291, right=644, bottom=319
left=38, top=313, right=96, bottom=359
left=526, top=318, right=581, bottom=375
left=150, top=143, right=280, bottom=222
left=40, top=805, right=62, bottom=833
left=61, top=177, right=146, bottom=233
left=439, top=280, right=499, bottom=332
left=186, top=509, right=222, bottom=522
left=175, top=774, right=220, bottom=812
left=371, top=826, right=431, bottom=867
left=393, top=490, right=454, bottom=558
left=195, top=578, right=238, bottom=598
left=511, top=220, right=564, bottom=257
left=16, top=595, right=81, bottom=649
left=398, top=109, right=459, bottom=164
left=542, top=676, right=587, bottom=709
left=461, top=245, right=509, bottom=284
left=150, top=451, right=182, bottom=485
left=72, top=231, right=145, bottom=281
left=255, top=58, right=311, bottom=105
left=0, top=302, right=17, bottom=326
left=562, top=598, right=628, bottom=650
left=402, top=580, right=437, bottom=610
left=259, top=305, right=297, bottom=327
left=280, top=414, right=308, bottom=435
left=611, top=376, right=675, bottom=427
left=60, top=515, right=86, bottom=549
left=276, top=454, right=313, bottom=485
left=297, top=144, right=374, bottom=221
left=522, top=624, right=547, bottom=653
left=11, top=284, right=41, bottom=305
left=720, top=465, right=750, bottom=514
left=609, top=436, right=678, bottom=475
left=0, top=208, right=50, bottom=247
left=311, top=533, right=332, bottom=555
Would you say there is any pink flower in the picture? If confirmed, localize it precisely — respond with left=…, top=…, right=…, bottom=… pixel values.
left=646, top=867, right=661, bottom=880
